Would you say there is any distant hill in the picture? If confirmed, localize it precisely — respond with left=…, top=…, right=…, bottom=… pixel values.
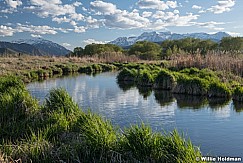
left=0, top=38, right=71, bottom=56
left=109, top=31, right=231, bottom=47
left=0, top=48, right=19, bottom=56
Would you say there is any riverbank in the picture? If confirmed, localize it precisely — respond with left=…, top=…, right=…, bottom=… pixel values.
left=0, top=76, right=203, bottom=162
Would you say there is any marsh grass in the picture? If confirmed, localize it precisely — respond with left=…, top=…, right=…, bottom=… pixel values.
left=233, top=86, right=243, bottom=101
left=0, top=76, right=205, bottom=162
left=170, top=53, right=243, bottom=77
left=120, top=124, right=202, bottom=162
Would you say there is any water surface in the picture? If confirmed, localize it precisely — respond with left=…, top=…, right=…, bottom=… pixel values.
left=27, top=72, right=243, bottom=157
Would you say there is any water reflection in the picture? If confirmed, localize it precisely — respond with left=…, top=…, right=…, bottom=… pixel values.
left=174, top=94, right=207, bottom=109
left=208, top=97, right=230, bottom=109
left=117, top=81, right=136, bottom=92
left=154, top=90, right=175, bottom=107
left=137, top=86, right=152, bottom=99
left=233, top=100, right=243, bottom=112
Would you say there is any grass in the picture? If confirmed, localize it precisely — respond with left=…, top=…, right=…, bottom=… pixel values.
left=0, top=76, right=205, bottom=162
left=233, top=86, right=243, bottom=101
left=117, top=65, right=243, bottom=100
left=169, top=53, right=243, bottom=77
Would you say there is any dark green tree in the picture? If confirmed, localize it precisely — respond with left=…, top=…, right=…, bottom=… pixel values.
left=220, top=37, right=243, bottom=54
left=128, top=41, right=162, bottom=60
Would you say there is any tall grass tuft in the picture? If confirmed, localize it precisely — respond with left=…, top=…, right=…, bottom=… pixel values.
left=120, top=124, right=203, bottom=162
left=45, top=88, right=79, bottom=114
left=0, top=76, right=38, bottom=140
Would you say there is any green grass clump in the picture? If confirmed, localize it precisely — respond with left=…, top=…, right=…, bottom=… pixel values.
left=117, top=68, right=138, bottom=81
left=45, top=88, right=79, bottom=114
left=0, top=76, right=38, bottom=140
left=208, top=82, right=231, bottom=98
left=120, top=124, right=203, bottom=162
left=180, top=68, right=219, bottom=81
left=92, top=64, right=102, bottom=72
left=122, top=63, right=140, bottom=70
left=233, top=86, right=243, bottom=101
left=55, top=64, right=78, bottom=75
left=154, top=69, right=176, bottom=90
left=173, top=75, right=209, bottom=95
left=137, top=70, right=155, bottom=87
left=36, top=69, right=53, bottom=79
left=73, top=112, right=118, bottom=161
left=99, top=64, right=117, bottom=72
left=50, top=66, right=63, bottom=75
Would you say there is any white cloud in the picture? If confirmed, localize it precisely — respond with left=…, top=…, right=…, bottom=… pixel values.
left=52, top=16, right=71, bottom=24
left=90, top=1, right=150, bottom=29
left=0, top=8, right=15, bottom=14
left=198, top=10, right=206, bottom=13
left=195, top=21, right=225, bottom=30
left=62, top=42, right=71, bottom=47
left=208, top=0, right=235, bottom=14
left=83, top=39, right=107, bottom=45
left=70, top=20, right=77, bottom=26
left=142, top=11, right=152, bottom=18
left=150, top=12, right=199, bottom=29
left=173, top=9, right=180, bottom=14
left=0, top=25, right=15, bottom=36
left=226, top=32, right=241, bottom=36
left=5, top=0, right=22, bottom=8
left=90, top=1, right=117, bottom=15
left=104, top=10, right=150, bottom=29
left=28, top=0, right=76, bottom=18
left=137, top=0, right=177, bottom=10
left=31, top=34, right=42, bottom=38
left=192, top=5, right=202, bottom=10
left=73, top=1, right=82, bottom=7
left=16, top=24, right=58, bottom=35
left=74, top=26, right=86, bottom=33
left=70, top=13, right=84, bottom=21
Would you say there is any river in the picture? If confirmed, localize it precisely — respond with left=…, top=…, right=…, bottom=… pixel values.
left=27, top=72, right=243, bottom=157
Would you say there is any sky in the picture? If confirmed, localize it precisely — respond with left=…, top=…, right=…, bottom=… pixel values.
left=0, top=0, right=242, bottom=50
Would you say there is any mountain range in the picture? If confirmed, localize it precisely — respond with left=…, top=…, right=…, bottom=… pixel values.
left=109, top=31, right=230, bottom=47
left=0, top=38, right=71, bottom=56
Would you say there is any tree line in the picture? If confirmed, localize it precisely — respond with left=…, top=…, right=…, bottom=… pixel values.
left=69, top=37, right=243, bottom=60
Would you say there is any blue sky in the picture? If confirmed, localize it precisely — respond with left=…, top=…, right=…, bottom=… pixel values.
left=0, top=0, right=242, bottom=49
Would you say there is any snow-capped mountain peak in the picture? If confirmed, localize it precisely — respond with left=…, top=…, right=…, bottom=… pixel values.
left=109, top=31, right=230, bottom=47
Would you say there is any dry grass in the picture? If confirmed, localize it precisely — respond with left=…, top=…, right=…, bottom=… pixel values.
left=169, top=53, right=243, bottom=77
left=0, top=53, right=139, bottom=76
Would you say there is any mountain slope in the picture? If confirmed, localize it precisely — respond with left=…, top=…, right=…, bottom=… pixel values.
left=109, top=32, right=230, bottom=47
left=0, top=42, right=43, bottom=55
left=12, top=38, right=71, bottom=56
